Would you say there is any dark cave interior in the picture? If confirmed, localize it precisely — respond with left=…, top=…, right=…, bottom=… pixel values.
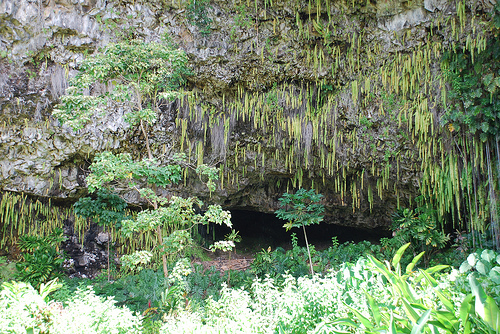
left=202, top=209, right=392, bottom=253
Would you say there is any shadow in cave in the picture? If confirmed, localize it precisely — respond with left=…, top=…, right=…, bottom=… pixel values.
left=201, top=209, right=391, bottom=254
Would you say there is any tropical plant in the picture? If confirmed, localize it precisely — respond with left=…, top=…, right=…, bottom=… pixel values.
left=392, top=206, right=450, bottom=266
left=324, top=244, right=500, bottom=334
left=53, top=37, right=233, bottom=277
left=459, top=249, right=500, bottom=301
left=74, top=189, right=128, bottom=280
left=15, top=228, right=66, bottom=287
left=0, top=279, right=141, bottom=333
left=440, top=2, right=500, bottom=248
left=275, top=188, right=324, bottom=274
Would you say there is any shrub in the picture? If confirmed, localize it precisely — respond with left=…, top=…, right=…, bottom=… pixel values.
left=16, top=228, right=66, bottom=287
left=0, top=280, right=143, bottom=334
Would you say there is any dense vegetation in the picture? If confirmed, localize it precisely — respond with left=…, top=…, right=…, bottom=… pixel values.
left=2, top=0, right=500, bottom=333
left=2, top=238, right=500, bottom=333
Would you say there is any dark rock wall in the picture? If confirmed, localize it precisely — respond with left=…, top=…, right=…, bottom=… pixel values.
left=0, top=0, right=496, bottom=243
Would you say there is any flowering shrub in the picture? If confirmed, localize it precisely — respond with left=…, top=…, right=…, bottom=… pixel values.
left=53, top=287, right=143, bottom=334
left=160, top=247, right=500, bottom=333
left=209, top=240, right=235, bottom=252
left=120, top=251, right=154, bottom=274
left=168, top=258, right=192, bottom=288
left=0, top=281, right=143, bottom=334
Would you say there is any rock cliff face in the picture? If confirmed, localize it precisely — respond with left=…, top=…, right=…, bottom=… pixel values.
left=0, top=0, right=495, bottom=243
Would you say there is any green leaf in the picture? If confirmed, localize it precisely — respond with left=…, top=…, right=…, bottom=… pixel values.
left=494, top=76, right=500, bottom=88
left=423, top=265, right=449, bottom=275
left=488, top=266, right=500, bottom=284
left=366, top=293, right=382, bottom=326
left=469, top=274, right=500, bottom=331
left=483, top=73, right=494, bottom=86
left=476, top=259, right=490, bottom=275
left=392, top=243, right=411, bottom=268
left=401, top=299, right=420, bottom=323
left=406, top=252, right=425, bottom=274
left=431, top=310, right=459, bottom=331
left=410, top=309, right=431, bottom=334
left=389, top=312, right=398, bottom=334
left=460, top=261, right=472, bottom=273
left=467, top=253, right=478, bottom=267
left=459, top=294, right=474, bottom=334
left=347, top=305, right=373, bottom=329
left=481, top=249, right=496, bottom=263
left=368, top=255, right=394, bottom=282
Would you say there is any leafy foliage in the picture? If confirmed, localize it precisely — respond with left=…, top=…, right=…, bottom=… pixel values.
left=120, top=196, right=233, bottom=261
left=159, top=245, right=500, bottom=334
left=0, top=257, right=16, bottom=284
left=441, top=3, right=500, bottom=141
left=186, top=0, right=212, bottom=35
left=275, top=189, right=324, bottom=230
left=120, top=251, right=154, bottom=275
left=16, top=228, right=66, bottom=287
left=53, top=39, right=190, bottom=131
left=459, top=249, right=500, bottom=301
left=73, top=189, right=128, bottom=227
left=392, top=207, right=450, bottom=265
left=0, top=280, right=143, bottom=334
left=85, top=152, right=182, bottom=193
left=54, top=36, right=231, bottom=278
left=275, top=188, right=324, bottom=274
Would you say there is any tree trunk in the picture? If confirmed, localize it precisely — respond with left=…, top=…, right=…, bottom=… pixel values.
left=302, top=224, right=314, bottom=275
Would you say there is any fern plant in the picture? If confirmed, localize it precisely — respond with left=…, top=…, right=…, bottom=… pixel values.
left=16, top=228, right=66, bottom=287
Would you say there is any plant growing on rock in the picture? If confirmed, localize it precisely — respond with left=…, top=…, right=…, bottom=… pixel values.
left=73, top=189, right=128, bottom=281
left=15, top=228, right=66, bottom=287
left=275, top=188, right=324, bottom=274
left=54, top=38, right=234, bottom=277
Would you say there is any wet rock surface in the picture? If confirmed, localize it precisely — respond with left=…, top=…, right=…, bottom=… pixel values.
left=0, top=0, right=490, bottom=270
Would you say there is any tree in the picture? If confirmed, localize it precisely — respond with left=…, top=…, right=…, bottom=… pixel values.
left=275, top=189, right=324, bottom=274
left=54, top=38, right=233, bottom=277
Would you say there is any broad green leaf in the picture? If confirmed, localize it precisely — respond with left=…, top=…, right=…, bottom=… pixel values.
left=392, top=242, right=411, bottom=268
left=327, top=318, right=359, bottom=328
left=368, top=255, right=394, bottom=282
left=432, top=310, right=459, bottom=331
left=483, top=73, right=494, bottom=86
left=469, top=274, right=500, bottom=331
left=389, top=313, right=398, bottom=334
left=395, top=276, right=418, bottom=301
left=401, top=299, right=420, bottom=323
left=347, top=305, right=373, bottom=329
left=481, top=249, right=496, bottom=263
left=410, top=309, right=431, bottom=334
left=423, top=265, right=449, bottom=275
left=459, top=261, right=472, bottom=273
left=495, top=76, right=500, bottom=87
left=488, top=266, right=500, bottom=284
left=434, top=289, right=455, bottom=313
left=39, top=278, right=62, bottom=300
left=406, top=251, right=425, bottom=274
left=366, top=293, right=382, bottom=326
left=476, top=259, right=490, bottom=275
left=467, top=253, right=478, bottom=267
left=459, top=294, right=474, bottom=334
left=418, top=269, right=438, bottom=287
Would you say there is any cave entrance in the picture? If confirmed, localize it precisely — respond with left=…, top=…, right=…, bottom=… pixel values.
left=205, top=209, right=391, bottom=254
